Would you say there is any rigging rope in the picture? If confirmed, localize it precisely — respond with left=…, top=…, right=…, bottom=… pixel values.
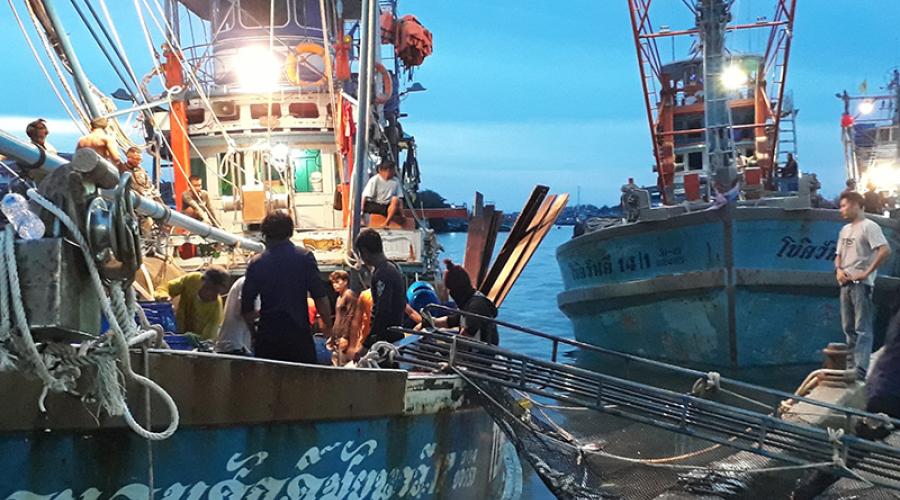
left=5, top=188, right=181, bottom=440
left=10, top=0, right=88, bottom=131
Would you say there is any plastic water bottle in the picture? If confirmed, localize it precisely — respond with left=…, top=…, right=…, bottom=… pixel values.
left=1, top=193, right=45, bottom=240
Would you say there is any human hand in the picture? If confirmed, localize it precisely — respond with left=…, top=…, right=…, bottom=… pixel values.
left=836, top=269, right=850, bottom=285
left=414, top=322, right=424, bottom=331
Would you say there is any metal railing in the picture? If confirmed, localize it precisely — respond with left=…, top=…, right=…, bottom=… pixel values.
left=392, top=328, right=900, bottom=490
left=414, top=303, right=900, bottom=428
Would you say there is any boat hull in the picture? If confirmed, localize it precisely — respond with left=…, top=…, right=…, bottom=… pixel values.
left=0, top=351, right=522, bottom=499
left=557, top=207, right=900, bottom=368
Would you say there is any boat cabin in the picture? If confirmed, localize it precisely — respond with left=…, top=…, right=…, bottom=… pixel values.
left=656, top=54, right=774, bottom=198
left=155, top=0, right=435, bottom=276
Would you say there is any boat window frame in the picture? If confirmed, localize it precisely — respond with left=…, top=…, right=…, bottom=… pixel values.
left=238, top=0, right=292, bottom=30
left=214, top=0, right=237, bottom=34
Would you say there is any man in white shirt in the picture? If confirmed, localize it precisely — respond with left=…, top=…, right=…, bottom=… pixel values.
left=362, top=161, right=405, bottom=227
left=835, top=191, right=891, bottom=379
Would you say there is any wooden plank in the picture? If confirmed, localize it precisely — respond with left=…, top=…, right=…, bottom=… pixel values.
left=479, top=208, right=503, bottom=287
left=484, top=194, right=558, bottom=305
left=463, top=193, right=488, bottom=283
left=480, top=185, right=549, bottom=294
left=490, top=193, right=569, bottom=308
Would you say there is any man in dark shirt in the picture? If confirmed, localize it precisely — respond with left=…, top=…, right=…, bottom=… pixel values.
left=781, top=153, right=798, bottom=179
left=426, top=259, right=499, bottom=344
left=242, top=212, right=332, bottom=363
left=355, top=229, right=405, bottom=347
left=863, top=182, right=885, bottom=214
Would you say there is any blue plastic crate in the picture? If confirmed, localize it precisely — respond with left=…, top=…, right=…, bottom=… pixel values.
left=139, top=301, right=178, bottom=334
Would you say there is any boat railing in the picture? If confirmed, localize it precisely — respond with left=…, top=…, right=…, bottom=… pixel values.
left=412, top=303, right=900, bottom=427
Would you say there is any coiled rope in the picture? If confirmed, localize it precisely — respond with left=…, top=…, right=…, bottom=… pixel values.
left=0, top=189, right=180, bottom=440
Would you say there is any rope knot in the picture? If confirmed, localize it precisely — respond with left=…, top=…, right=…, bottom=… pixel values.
left=691, top=371, right=721, bottom=397
left=827, top=427, right=845, bottom=465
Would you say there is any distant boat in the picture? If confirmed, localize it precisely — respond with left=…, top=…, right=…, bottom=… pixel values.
left=554, top=0, right=900, bottom=368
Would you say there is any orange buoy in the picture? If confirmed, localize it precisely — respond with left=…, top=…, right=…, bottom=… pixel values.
left=285, top=43, right=327, bottom=87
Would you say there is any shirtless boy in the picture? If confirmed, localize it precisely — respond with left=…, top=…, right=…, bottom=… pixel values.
left=76, top=117, right=122, bottom=166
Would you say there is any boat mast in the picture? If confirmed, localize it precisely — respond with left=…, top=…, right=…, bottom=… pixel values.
left=0, top=129, right=264, bottom=252
left=698, top=0, right=737, bottom=189
left=40, top=0, right=101, bottom=118
left=348, top=0, right=376, bottom=253
left=894, top=69, right=900, bottom=163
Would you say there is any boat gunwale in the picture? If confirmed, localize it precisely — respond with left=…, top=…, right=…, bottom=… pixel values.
left=557, top=206, right=900, bottom=257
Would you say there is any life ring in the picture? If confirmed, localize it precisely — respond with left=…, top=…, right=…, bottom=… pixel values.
left=373, top=62, right=393, bottom=105
left=285, top=43, right=327, bottom=87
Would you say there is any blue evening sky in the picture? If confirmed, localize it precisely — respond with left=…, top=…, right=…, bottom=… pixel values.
left=1, top=1, right=897, bottom=209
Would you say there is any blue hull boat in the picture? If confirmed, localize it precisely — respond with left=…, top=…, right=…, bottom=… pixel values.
left=0, top=351, right=522, bottom=499
left=557, top=207, right=900, bottom=368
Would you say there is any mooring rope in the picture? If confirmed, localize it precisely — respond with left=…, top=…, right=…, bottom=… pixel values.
left=0, top=189, right=181, bottom=440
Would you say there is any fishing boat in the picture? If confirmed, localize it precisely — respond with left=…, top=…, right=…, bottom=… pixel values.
left=0, top=0, right=526, bottom=497
left=556, top=0, right=900, bottom=369
left=839, top=69, right=900, bottom=196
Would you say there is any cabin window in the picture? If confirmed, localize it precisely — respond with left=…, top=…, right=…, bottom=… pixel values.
left=688, top=152, right=703, bottom=171
left=239, top=0, right=290, bottom=28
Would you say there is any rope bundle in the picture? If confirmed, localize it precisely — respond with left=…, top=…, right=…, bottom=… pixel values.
left=0, top=190, right=179, bottom=440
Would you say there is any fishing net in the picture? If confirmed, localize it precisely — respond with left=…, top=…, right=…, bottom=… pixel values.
left=471, top=378, right=804, bottom=499
left=394, top=330, right=900, bottom=499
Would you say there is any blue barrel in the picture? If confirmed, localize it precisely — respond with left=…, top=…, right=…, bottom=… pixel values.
left=406, top=281, right=439, bottom=312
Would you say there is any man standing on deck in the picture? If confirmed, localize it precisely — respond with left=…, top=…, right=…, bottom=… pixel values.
left=76, top=117, right=122, bottom=167
left=21, top=119, right=57, bottom=183
left=355, top=229, right=405, bottom=350
left=863, top=181, right=885, bottom=215
left=836, top=191, right=891, bottom=380
left=241, top=212, right=333, bottom=363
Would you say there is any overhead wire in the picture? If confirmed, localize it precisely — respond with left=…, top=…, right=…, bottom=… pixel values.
left=7, top=0, right=86, bottom=133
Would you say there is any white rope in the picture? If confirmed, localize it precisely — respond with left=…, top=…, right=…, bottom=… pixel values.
left=7, top=0, right=87, bottom=132
left=1, top=226, right=70, bottom=398
left=138, top=0, right=236, bottom=149
left=26, top=189, right=179, bottom=440
left=357, top=341, right=399, bottom=368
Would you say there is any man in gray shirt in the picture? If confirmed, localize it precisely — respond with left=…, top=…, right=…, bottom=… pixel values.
left=362, top=161, right=405, bottom=227
left=836, top=191, right=891, bottom=379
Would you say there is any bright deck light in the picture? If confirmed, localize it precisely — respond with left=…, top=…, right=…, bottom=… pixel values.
left=720, top=65, right=748, bottom=90
left=858, top=100, right=875, bottom=115
left=236, top=46, right=281, bottom=92
left=862, top=161, right=900, bottom=192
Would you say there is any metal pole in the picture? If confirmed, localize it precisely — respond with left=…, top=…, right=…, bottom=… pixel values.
left=347, top=0, right=376, bottom=254
left=0, top=129, right=264, bottom=253
left=698, top=0, right=737, bottom=188
left=41, top=0, right=101, bottom=118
